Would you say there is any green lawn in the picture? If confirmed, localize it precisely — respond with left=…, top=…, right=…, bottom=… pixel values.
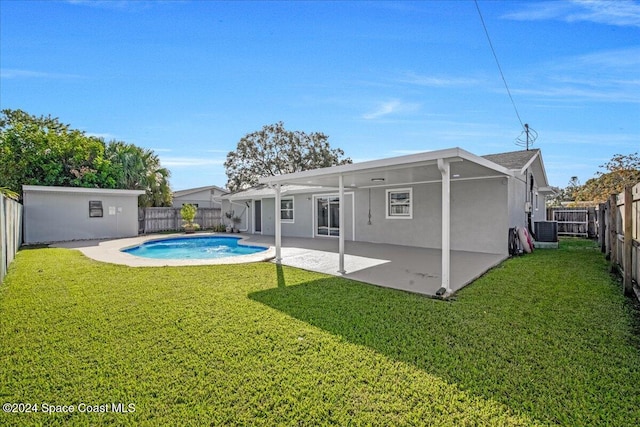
left=1, top=239, right=639, bottom=426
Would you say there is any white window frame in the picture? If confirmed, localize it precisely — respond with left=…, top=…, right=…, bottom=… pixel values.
left=280, top=197, right=294, bottom=223
left=386, top=188, right=413, bottom=219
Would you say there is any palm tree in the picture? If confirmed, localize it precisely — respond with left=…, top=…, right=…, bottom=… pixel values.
left=0, top=186, right=19, bottom=200
left=106, top=142, right=172, bottom=207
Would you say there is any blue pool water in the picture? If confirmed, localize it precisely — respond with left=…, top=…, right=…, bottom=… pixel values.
left=122, top=236, right=267, bottom=260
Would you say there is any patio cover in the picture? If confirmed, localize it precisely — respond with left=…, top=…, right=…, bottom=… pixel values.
left=258, top=147, right=513, bottom=296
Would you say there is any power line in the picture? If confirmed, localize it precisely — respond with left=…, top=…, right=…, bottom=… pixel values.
left=474, top=0, right=525, bottom=130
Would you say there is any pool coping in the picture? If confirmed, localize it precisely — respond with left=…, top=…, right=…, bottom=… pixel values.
left=50, top=233, right=275, bottom=267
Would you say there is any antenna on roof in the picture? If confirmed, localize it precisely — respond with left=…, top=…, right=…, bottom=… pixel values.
left=515, top=123, right=537, bottom=150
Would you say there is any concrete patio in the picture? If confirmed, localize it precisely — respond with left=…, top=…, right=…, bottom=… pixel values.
left=53, top=233, right=507, bottom=297
left=243, top=235, right=507, bottom=296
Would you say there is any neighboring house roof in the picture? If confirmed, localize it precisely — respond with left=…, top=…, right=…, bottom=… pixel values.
left=482, top=149, right=540, bottom=170
left=173, top=185, right=228, bottom=198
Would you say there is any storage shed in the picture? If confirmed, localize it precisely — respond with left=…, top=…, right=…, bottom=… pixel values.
left=23, top=185, right=144, bottom=244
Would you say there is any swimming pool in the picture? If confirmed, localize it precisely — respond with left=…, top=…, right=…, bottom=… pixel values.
left=122, top=236, right=268, bottom=260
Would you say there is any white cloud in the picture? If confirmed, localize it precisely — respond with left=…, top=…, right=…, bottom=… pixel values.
left=65, top=0, right=151, bottom=11
left=503, top=0, right=640, bottom=27
left=0, top=68, right=84, bottom=79
left=160, top=157, right=225, bottom=167
left=388, top=149, right=430, bottom=156
left=541, top=130, right=639, bottom=147
left=513, top=47, right=640, bottom=103
left=86, top=133, right=116, bottom=140
left=362, top=100, right=420, bottom=120
left=399, top=73, right=480, bottom=87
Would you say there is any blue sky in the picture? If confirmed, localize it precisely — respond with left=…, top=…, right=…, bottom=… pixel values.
left=1, top=0, right=638, bottom=190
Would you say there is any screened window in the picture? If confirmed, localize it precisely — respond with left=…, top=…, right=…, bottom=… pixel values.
left=280, top=198, right=294, bottom=223
left=386, top=188, right=412, bottom=219
left=89, top=201, right=103, bottom=218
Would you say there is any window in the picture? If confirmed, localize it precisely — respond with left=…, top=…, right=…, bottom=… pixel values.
left=280, top=198, right=294, bottom=223
left=89, top=201, right=103, bottom=218
left=182, top=203, right=198, bottom=207
left=386, top=188, right=412, bottom=219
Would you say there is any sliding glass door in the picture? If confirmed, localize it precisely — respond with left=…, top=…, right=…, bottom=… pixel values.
left=316, top=196, right=340, bottom=236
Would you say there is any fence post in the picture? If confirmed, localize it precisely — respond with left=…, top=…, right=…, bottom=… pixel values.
left=608, top=194, right=617, bottom=268
left=623, top=186, right=633, bottom=296
left=598, top=203, right=606, bottom=253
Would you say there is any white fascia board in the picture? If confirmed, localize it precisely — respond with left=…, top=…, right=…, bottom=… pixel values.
left=518, top=150, right=550, bottom=188
left=535, top=152, right=550, bottom=187
left=519, top=150, right=540, bottom=175
left=22, top=185, right=145, bottom=196
left=538, top=186, right=556, bottom=195
left=259, top=147, right=512, bottom=186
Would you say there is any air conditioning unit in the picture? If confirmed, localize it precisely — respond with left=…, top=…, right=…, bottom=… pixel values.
left=535, top=221, right=558, bottom=242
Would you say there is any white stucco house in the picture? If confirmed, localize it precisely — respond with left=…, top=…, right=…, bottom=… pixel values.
left=172, top=185, right=228, bottom=209
left=221, top=148, right=553, bottom=294
left=23, top=185, right=144, bottom=244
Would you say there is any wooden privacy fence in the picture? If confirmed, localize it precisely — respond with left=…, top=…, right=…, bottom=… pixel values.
left=598, top=183, right=640, bottom=297
left=546, top=207, right=597, bottom=237
left=139, top=207, right=222, bottom=234
left=1, top=194, right=23, bottom=283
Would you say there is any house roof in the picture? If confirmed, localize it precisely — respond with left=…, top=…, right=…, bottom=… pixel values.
left=173, top=185, right=228, bottom=198
left=482, top=149, right=540, bottom=171
left=483, top=148, right=552, bottom=191
left=258, top=147, right=512, bottom=189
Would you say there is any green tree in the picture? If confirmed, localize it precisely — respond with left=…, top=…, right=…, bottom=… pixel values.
left=0, top=109, right=172, bottom=206
left=224, top=122, right=352, bottom=192
left=575, top=152, right=640, bottom=203
left=0, top=109, right=118, bottom=197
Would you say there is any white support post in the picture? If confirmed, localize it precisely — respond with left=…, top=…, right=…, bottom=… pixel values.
left=274, top=184, right=282, bottom=263
left=338, top=174, right=346, bottom=274
left=437, top=158, right=451, bottom=294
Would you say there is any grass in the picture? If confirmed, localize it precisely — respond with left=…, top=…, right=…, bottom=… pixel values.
left=0, top=238, right=639, bottom=426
